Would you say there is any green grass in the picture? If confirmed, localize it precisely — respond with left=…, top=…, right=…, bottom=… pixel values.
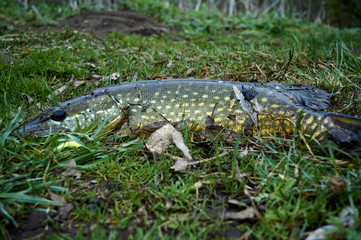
left=1, top=0, right=361, bottom=239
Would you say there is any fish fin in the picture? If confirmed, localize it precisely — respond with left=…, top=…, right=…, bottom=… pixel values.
left=274, top=83, right=331, bottom=111
left=325, top=113, right=361, bottom=151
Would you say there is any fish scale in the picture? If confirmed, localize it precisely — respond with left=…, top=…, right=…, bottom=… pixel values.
left=13, top=79, right=361, bottom=151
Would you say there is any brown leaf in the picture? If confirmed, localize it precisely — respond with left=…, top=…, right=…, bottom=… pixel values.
left=186, top=68, right=195, bottom=76
left=224, top=207, right=255, bottom=220
left=62, top=159, right=81, bottom=179
left=146, top=124, right=192, bottom=161
left=49, top=192, right=73, bottom=220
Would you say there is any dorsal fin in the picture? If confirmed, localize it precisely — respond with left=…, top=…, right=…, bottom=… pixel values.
left=271, top=83, right=331, bottom=111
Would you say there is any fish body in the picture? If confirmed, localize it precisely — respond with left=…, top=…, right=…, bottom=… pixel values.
left=14, top=79, right=361, bottom=148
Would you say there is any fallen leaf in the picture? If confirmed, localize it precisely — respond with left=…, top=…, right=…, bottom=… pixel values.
left=49, top=191, right=73, bottom=220
left=170, top=158, right=189, bottom=171
left=73, top=80, right=85, bottom=88
left=146, top=124, right=192, bottom=161
left=186, top=68, right=195, bottom=76
left=224, top=207, right=255, bottom=220
left=48, top=75, right=75, bottom=99
left=62, top=159, right=82, bottom=179
left=92, top=74, right=102, bottom=79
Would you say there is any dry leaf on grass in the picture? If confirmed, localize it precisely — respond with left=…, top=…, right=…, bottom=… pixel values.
left=224, top=207, right=255, bottom=220
left=49, top=191, right=73, bottom=220
left=146, top=124, right=192, bottom=171
left=62, top=159, right=82, bottom=179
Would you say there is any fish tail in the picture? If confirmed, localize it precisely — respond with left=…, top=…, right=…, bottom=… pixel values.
left=324, top=113, right=361, bottom=148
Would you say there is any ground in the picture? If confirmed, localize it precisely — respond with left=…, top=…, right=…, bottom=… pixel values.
left=54, top=10, right=167, bottom=36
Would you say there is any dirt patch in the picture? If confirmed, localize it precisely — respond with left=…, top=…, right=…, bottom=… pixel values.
left=55, top=10, right=167, bottom=36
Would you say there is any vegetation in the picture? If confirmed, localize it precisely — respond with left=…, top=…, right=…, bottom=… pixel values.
left=1, top=0, right=361, bottom=239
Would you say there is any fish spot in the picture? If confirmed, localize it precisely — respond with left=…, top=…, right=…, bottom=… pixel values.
left=131, top=109, right=138, bottom=113
left=150, top=100, right=156, bottom=104
left=261, top=98, right=267, bottom=103
left=141, top=116, right=150, bottom=120
left=183, top=94, right=189, bottom=98
left=202, top=94, right=208, bottom=98
left=170, top=99, right=175, bottom=102
left=154, top=92, right=160, bottom=96
left=167, top=91, right=172, bottom=94
left=166, top=106, right=171, bottom=109
left=194, top=110, right=201, bottom=114
left=217, top=108, right=224, bottom=112
left=305, top=116, right=314, bottom=125
left=170, top=112, right=175, bottom=116
left=271, top=104, right=279, bottom=108
left=234, top=109, right=243, bottom=114
left=224, top=96, right=231, bottom=101
left=156, top=106, right=162, bottom=110
left=214, top=96, right=220, bottom=100
left=198, top=102, right=205, bottom=107
left=193, top=92, right=198, bottom=95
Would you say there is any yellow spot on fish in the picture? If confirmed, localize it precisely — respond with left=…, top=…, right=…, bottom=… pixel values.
left=150, top=116, right=156, bottom=120
left=261, top=98, right=267, bottom=103
left=195, top=110, right=201, bottom=114
left=156, top=106, right=162, bottom=110
left=214, top=96, right=220, bottom=100
left=206, top=111, right=212, bottom=116
left=126, top=98, right=130, bottom=101
left=205, top=86, right=209, bottom=91
left=170, top=99, right=175, bottom=102
left=170, top=112, right=175, bottom=116
left=230, top=99, right=237, bottom=109
left=175, top=104, right=180, bottom=108
left=224, top=96, right=231, bottom=101
left=167, top=91, right=171, bottom=94
left=155, top=92, right=160, bottom=96
left=278, top=110, right=285, bottom=115
left=131, top=109, right=138, bottom=113
left=218, top=108, right=224, bottom=112
left=202, top=94, right=208, bottom=98
left=191, top=103, right=196, bottom=107
left=183, top=94, right=188, bottom=98
left=306, top=116, right=314, bottom=125
left=134, top=98, right=140, bottom=102
left=198, top=102, right=205, bottom=107
left=183, top=103, right=189, bottom=107
left=271, top=104, right=279, bottom=108
left=166, top=106, right=171, bottom=109
left=191, top=98, right=196, bottom=102
left=150, top=100, right=156, bottom=104
left=193, top=92, right=198, bottom=95
left=214, top=117, right=221, bottom=123
left=141, top=116, right=150, bottom=120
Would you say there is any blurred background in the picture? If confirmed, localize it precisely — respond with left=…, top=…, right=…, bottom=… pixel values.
left=14, top=0, right=361, bottom=28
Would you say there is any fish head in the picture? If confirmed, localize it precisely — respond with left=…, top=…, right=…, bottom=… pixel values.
left=13, top=93, right=124, bottom=136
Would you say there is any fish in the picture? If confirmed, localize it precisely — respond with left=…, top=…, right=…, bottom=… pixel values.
left=13, top=79, right=361, bottom=150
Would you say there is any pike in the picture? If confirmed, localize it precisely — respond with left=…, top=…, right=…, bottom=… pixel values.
left=13, top=79, right=361, bottom=150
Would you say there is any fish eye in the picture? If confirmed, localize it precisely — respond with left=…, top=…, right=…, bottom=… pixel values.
left=50, top=109, right=67, bottom=121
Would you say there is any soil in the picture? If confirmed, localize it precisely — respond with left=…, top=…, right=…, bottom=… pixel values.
left=54, top=10, right=167, bottom=36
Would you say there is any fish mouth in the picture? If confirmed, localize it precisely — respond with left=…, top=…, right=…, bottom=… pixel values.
left=12, top=117, right=62, bottom=136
